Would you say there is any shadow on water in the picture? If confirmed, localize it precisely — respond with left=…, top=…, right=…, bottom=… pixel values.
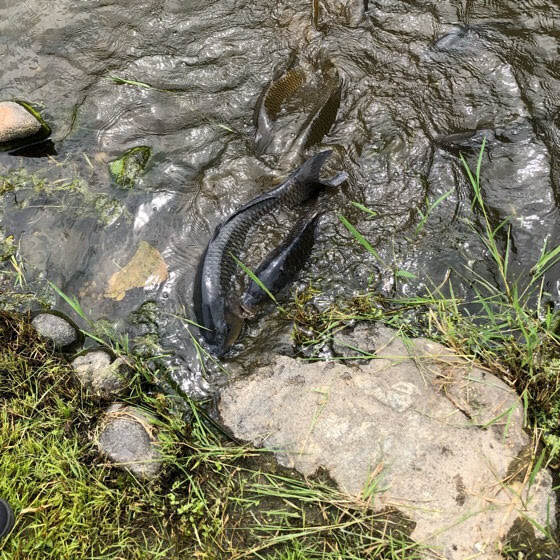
left=1, top=0, right=560, bottom=395
left=8, top=140, right=57, bottom=158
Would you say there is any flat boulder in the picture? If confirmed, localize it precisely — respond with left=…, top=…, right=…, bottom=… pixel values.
left=219, top=325, right=556, bottom=559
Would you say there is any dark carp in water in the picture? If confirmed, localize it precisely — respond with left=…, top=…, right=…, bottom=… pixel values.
left=299, top=81, right=341, bottom=151
left=240, top=211, right=322, bottom=315
left=193, top=150, right=343, bottom=356
left=254, top=68, right=306, bottom=154
left=240, top=170, right=347, bottom=315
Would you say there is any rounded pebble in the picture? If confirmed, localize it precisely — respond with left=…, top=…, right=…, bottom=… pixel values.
left=97, top=404, right=162, bottom=479
left=31, top=312, right=79, bottom=348
left=71, top=351, right=129, bottom=397
left=0, top=101, right=42, bottom=144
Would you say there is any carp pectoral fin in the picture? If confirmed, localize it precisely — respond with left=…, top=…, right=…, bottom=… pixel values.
left=321, top=171, right=349, bottom=188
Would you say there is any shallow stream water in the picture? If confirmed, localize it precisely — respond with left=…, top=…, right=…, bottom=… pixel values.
left=1, top=0, right=560, bottom=395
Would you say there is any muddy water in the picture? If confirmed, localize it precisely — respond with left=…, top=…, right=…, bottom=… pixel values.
left=1, top=0, right=559, bottom=395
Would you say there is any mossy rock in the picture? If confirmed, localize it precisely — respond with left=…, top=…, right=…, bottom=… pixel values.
left=0, top=231, right=15, bottom=261
left=0, top=100, right=51, bottom=151
left=108, top=146, right=151, bottom=189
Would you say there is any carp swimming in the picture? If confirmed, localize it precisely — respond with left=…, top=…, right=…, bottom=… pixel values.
left=240, top=210, right=323, bottom=316
left=193, top=150, right=345, bottom=356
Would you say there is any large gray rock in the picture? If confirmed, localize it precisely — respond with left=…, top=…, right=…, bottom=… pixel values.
left=0, top=101, right=43, bottom=143
left=219, top=326, right=556, bottom=559
left=71, top=351, right=130, bottom=398
left=97, top=404, right=162, bottom=479
left=31, top=312, right=79, bottom=348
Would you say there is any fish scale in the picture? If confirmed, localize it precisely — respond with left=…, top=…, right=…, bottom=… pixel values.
left=263, top=69, right=305, bottom=120
left=255, top=68, right=306, bottom=153
left=213, top=200, right=276, bottom=287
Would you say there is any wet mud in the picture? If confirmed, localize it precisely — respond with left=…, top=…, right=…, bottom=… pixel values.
left=1, top=0, right=560, bottom=395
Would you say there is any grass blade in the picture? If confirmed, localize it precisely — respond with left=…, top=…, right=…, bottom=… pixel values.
left=109, top=75, right=153, bottom=89
left=339, top=215, right=385, bottom=265
left=351, top=201, right=377, bottom=216
left=230, top=253, right=280, bottom=306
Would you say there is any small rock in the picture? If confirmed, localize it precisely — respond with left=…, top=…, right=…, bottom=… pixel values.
left=331, top=322, right=378, bottom=358
left=108, top=146, right=151, bottom=189
left=31, top=312, right=79, bottom=348
left=0, top=101, right=49, bottom=145
left=71, top=351, right=130, bottom=397
left=97, top=404, right=162, bottom=479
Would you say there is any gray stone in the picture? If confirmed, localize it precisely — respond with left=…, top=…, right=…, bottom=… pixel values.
left=219, top=326, right=556, bottom=559
left=331, top=322, right=378, bottom=358
left=97, top=404, right=162, bottom=479
left=71, top=351, right=129, bottom=398
left=0, top=101, right=42, bottom=143
left=31, top=312, right=78, bottom=348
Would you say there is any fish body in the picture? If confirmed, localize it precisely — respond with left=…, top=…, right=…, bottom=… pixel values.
left=254, top=69, right=341, bottom=157
left=298, top=82, right=342, bottom=151
left=434, top=129, right=491, bottom=155
left=275, top=80, right=341, bottom=169
left=241, top=211, right=322, bottom=315
left=254, top=68, right=305, bottom=154
left=193, top=150, right=337, bottom=356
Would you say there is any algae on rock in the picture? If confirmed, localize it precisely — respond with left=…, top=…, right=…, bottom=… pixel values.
left=108, top=146, right=151, bottom=189
left=0, top=230, right=15, bottom=261
left=0, top=165, right=125, bottom=226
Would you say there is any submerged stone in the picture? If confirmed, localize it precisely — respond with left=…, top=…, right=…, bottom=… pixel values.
left=104, top=240, right=168, bottom=301
left=31, top=312, right=79, bottom=349
left=0, top=231, right=15, bottom=261
left=97, top=403, right=162, bottom=479
left=71, top=350, right=130, bottom=398
left=108, top=146, right=151, bottom=188
left=0, top=101, right=51, bottom=149
left=219, top=325, right=556, bottom=559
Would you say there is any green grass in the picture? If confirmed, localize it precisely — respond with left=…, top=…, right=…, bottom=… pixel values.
left=0, top=311, right=194, bottom=559
left=0, top=308, right=427, bottom=559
